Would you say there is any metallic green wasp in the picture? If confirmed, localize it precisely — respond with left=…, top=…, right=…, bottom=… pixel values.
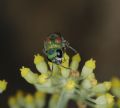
left=43, top=33, right=77, bottom=65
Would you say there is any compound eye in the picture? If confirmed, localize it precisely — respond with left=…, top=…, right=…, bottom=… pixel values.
left=48, top=49, right=54, bottom=55
left=56, top=37, right=62, bottom=43
left=56, top=49, right=62, bottom=58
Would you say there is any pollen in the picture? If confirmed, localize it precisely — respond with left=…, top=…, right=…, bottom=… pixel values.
left=34, top=54, right=44, bottom=64
left=20, top=66, right=30, bottom=77
left=25, top=94, right=34, bottom=104
left=65, top=80, right=76, bottom=90
left=38, top=74, right=48, bottom=84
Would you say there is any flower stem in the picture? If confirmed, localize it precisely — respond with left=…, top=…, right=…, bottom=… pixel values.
left=56, top=91, right=69, bottom=108
left=85, top=101, right=96, bottom=108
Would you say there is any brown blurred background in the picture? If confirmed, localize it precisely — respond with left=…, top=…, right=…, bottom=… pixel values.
left=0, top=0, right=120, bottom=107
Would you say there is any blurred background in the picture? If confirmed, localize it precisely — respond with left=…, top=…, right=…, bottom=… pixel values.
left=0, top=0, right=120, bottom=107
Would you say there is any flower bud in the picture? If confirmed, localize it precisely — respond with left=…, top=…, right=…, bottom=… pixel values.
left=81, top=59, right=96, bottom=78
left=49, top=94, right=59, bottom=108
left=34, top=54, right=48, bottom=73
left=92, top=82, right=111, bottom=94
left=70, top=53, right=81, bottom=71
left=65, top=80, right=76, bottom=90
left=0, top=80, right=7, bottom=93
left=16, top=90, right=24, bottom=107
left=95, top=93, right=114, bottom=108
left=85, top=58, right=96, bottom=69
left=81, top=79, right=92, bottom=89
left=34, top=91, right=46, bottom=108
left=20, top=66, right=38, bottom=84
left=25, top=94, right=34, bottom=104
left=8, top=96, right=18, bottom=108
left=25, top=94, right=35, bottom=108
left=111, top=77, right=120, bottom=88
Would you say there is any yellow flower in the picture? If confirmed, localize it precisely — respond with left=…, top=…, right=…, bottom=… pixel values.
left=0, top=80, right=7, bottom=92
left=38, top=73, right=49, bottom=84
left=34, top=54, right=44, bottom=64
left=20, top=66, right=30, bottom=77
left=85, top=58, right=96, bottom=69
left=111, top=77, right=120, bottom=88
left=65, top=80, right=76, bottom=90
left=25, top=94, right=34, bottom=104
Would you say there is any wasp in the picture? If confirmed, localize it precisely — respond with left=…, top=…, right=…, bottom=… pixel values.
left=43, top=33, right=77, bottom=65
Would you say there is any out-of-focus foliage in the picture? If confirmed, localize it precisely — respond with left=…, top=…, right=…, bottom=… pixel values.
left=8, top=90, right=46, bottom=108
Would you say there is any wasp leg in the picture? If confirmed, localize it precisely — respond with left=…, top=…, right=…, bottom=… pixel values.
left=65, top=41, right=77, bottom=53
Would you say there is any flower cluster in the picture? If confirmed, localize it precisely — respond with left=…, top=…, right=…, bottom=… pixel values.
left=19, top=53, right=114, bottom=108
left=8, top=90, right=46, bottom=108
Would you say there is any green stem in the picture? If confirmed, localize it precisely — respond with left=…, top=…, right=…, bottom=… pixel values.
left=85, top=101, right=96, bottom=108
left=57, top=91, right=69, bottom=108
left=86, top=97, right=96, bottom=104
